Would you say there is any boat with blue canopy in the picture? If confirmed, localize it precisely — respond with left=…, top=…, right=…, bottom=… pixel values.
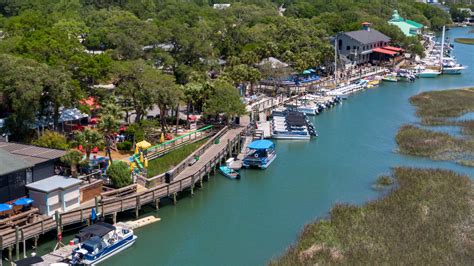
left=242, top=140, right=277, bottom=169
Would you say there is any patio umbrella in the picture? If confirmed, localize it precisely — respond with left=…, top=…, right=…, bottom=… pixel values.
left=160, top=133, right=165, bottom=143
left=136, top=140, right=152, bottom=149
left=13, top=198, right=34, bottom=206
left=302, top=70, right=312, bottom=74
left=0, top=203, right=13, bottom=212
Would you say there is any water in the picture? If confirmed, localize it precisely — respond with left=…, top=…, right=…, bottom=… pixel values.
left=25, top=27, right=474, bottom=265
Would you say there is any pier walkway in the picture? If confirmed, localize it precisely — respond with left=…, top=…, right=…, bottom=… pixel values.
left=0, top=126, right=244, bottom=261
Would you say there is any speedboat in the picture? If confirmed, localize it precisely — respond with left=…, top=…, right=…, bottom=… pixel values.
left=382, top=74, right=398, bottom=82
left=71, top=223, right=137, bottom=265
left=442, top=65, right=466, bottom=74
left=417, top=69, right=441, bottom=78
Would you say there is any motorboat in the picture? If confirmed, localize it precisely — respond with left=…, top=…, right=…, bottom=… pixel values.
left=442, top=64, right=466, bottom=74
left=71, top=223, right=137, bottom=265
left=219, top=158, right=240, bottom=179
left=417, top=69, right=441, bottom=78
left=382, top=74, right=398, bottom=82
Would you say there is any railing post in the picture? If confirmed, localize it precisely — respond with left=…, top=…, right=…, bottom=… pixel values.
left=135, top=195, right=140, bottom=218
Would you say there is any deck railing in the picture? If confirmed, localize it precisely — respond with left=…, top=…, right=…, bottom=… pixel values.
left=133, top=125, right=214, bottom=168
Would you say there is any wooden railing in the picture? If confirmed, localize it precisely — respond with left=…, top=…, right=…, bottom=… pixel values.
left=133, top=126, right=214, bottom=169
left=0, top=127, right=242, bottom=250
left=143, top=126, right=230, bottom=188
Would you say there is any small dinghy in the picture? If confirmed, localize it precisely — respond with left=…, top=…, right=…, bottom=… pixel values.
left=219, top=158, right=240, bottom=179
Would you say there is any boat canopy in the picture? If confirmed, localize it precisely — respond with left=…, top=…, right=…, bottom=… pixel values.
left=248, top=140, right=274, bottom=150
left=75, top=222, right=115, bottom=242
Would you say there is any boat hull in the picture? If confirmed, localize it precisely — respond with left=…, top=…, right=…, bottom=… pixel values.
left=271, top=134, right=311, bottom=140
left=418, top=73, right=440, bottom=78
left=219, top=166, right=240, bottom=179
left=442, top=68, right=463, bottom=74
left=83, top=235, right=137, bottom=265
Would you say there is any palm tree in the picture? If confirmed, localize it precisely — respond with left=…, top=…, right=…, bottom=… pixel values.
left=74, top=128, right=104, bottom=161
left=61, top=149, right=84, bottom=178
left=98, top=115, right=119, bottom=162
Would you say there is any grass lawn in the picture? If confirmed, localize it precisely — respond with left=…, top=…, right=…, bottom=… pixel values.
left=147, top=139, right=207, bottom=177
left=455, top=38, right=474, bottom=45
left=271, top=167, right=473, bottom=265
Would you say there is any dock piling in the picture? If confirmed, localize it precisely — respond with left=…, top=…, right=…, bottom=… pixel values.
left=173, top=193, right=177, bottom=205
left=154, top=199, right=160, bottom=210
left=15, top=226, right=19, bottom=261
left=8, top=246, right=12, bottom=263
left=112, top=212, right=117, bottom=224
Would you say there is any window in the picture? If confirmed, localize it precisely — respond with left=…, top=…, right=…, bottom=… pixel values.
left=338, top=39, right=342, bottom=50
left=346, top=46, right=350, bottom=51
left=353, top=46, right=356, bottom=50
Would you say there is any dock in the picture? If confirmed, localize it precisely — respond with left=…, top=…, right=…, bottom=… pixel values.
left=122, top=216, right=160, bottom=230
left=40, top=245, right=75, bottom=265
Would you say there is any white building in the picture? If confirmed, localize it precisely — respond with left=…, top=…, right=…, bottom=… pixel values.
left=26, top=175, right=83, bottom=216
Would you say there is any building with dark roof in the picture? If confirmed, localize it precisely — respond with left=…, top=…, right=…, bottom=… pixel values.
left=335, top=23, right=391, bottom=65
left=0, top=149, right=33, bottom=202
left=0, top=142, right=66, bottom=202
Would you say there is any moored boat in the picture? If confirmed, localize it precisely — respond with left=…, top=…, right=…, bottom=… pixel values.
left=219, top=158, right=240, bottom=179
left=71, top=222, right=137, bottom=265
left=417, top=69, right=441, bottom=78
left=242, top=140, right=277, bottom=169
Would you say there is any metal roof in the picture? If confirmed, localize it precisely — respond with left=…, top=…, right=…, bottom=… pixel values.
left=26, top=175, right=83, bottom=193
left=0, top=148, right=33, bottom=176
left=342, top=29, right=390, bottom=45
left=0, top=142, right=66, bottom=165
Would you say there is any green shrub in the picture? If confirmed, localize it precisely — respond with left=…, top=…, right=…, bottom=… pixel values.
left=117, top=141, right=133, bottom=151
left=107, top=161, right=132, bottom=188
left=33, top=130, right=69, bottom=150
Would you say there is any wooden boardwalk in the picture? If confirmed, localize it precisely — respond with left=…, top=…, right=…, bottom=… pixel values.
left=0, top=126, right=244, bottom=259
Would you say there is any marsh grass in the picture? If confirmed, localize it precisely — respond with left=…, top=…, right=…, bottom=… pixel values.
left=271, top=168, right=473, bottom=265
left=147, top=139, right=207, bottom=177
left=395, top=125, right=474, bottom=160
left=454, top=38, right=474, bottom=45
left=399, top=89, right=474, bottom=165
left=409, top=88, right=474, bottom=121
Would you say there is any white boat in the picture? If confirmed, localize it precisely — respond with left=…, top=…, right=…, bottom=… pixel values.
left=442, top=65, right=466, bottom=74
left=71, top=223, right=137, bottom=265
left=417, top=69, right=441, bottom=78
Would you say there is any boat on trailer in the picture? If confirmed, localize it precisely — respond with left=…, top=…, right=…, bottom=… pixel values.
left=71, top=222, right=137, bottom=265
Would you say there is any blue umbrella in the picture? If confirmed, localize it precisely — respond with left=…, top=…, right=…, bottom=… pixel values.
left=91, top=208, right=97, bottom=222
left=0, top=203, right=13, bottom=212
left=13, top=198, right=34, bottom=206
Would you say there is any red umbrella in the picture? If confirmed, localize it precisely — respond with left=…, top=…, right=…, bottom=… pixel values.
left=188, top=115, right=197, bottom=121
left=92, top=147, right=99, bottom=153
